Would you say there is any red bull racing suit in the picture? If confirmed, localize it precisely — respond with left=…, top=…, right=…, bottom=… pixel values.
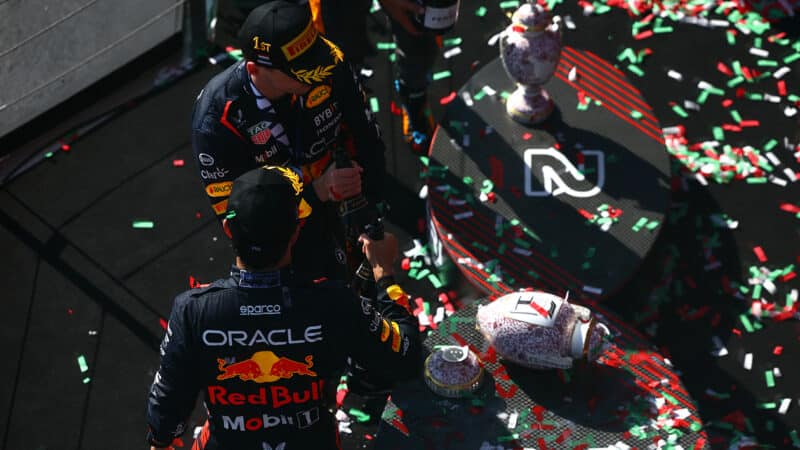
left=191, top=60, right=386, bottom=281
left=146, top=266, right=419, bottom=450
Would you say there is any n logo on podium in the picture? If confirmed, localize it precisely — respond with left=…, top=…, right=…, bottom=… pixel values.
left=523, top=148, right=605, bottom=198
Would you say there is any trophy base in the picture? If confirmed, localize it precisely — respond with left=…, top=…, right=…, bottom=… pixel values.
left=505, top=84, right=554, bottom=126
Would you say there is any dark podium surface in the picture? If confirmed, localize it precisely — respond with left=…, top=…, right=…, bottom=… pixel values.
left=376, top=301, right=707, bottom=450
left=427, top=50, right=671, bottom=302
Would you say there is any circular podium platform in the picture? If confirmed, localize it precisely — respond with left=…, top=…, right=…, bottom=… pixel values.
left=426, top=49, right=670, bottom=301
left=375, top=301, right=707, bottom=450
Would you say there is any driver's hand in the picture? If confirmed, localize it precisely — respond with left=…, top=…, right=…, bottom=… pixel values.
left=379, top=0, right=424, bottom=36
left=313, top=161, right=363, bottom=202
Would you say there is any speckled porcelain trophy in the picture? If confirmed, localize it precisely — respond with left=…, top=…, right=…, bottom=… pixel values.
left=476, top=291, right=610, bottom=369
left=499, top=2, right=562, bottom=125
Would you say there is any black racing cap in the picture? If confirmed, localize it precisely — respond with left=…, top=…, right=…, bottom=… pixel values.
left=238, top=0, right=344, bottom=85
left=225, top=165, right=311, bottom=266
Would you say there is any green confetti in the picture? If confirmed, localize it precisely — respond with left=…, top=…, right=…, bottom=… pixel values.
left=726, top=30, right=736, bottom=45
left=443, top=37, right=462, bottom=47
left=78, top=355, right=89, bottom=372
left=632, top=217, right=649, bottom=231
left=132, top=221, right=154, bottom=229
left=627, top=64, right=645, bottom=77
left=432, top=70, right=452, bottom=81
left=499, top=0, right=520, bottom=8
left=784, top=53, right=800, bottom=64
left=369, top=97, right=379, bottom=112
left=376, top=42, right=396, bottom=50
left=475, top=6, right=487, bottom=16
left=348, top=408, right=371, bottom=423
left=630, top=110, right=643, bottom=120
left=82, top=377, right=91, bottom=384
left=740, top=314, right=755, bottom=332
left=671, top=104, right=689, bottom=118
left=44, top=152, right=54, bottom=158
left=765, top=370, right=775, bottom=388
left=427, top=273, right=443, bottom=289
left=645, top=220, right=660, bottom=231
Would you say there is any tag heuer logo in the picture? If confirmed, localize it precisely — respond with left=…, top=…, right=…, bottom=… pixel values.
left=247, top=121, right=272, bottom=145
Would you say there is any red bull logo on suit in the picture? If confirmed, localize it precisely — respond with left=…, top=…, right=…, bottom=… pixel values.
left=216, top=351, right=317, bottom=383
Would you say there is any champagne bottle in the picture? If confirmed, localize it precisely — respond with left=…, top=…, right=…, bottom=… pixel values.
left=332, top=146, right=382, bottom=295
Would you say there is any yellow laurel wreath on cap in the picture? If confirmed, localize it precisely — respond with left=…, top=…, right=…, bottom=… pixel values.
left=291, top=64, right=335, bottom=84
left=321, top=36, right=344, bottom=64
left=264, top=165, right=303, bottom=196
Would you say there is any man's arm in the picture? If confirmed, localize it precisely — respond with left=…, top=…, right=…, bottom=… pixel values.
left=192, top=127, right=251, bottom=220
left=146, top=297, right=199, bottom=447
left=333, top=63, right=388, bottom=208
left=341, top=233, right=421, bottom=381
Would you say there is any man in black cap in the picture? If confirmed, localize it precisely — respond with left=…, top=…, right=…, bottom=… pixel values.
left=147, top=165, right=420, bottom=450
left=209, top=0, right=441, bottom=153
left=191, top=0, right=387, bottom=282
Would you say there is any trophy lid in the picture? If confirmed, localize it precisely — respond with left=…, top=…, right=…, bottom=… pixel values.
left=510, top=2, right=551, bottom=31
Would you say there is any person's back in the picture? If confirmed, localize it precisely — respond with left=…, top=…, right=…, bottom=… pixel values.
left=147, top=165, right=419, bottom=450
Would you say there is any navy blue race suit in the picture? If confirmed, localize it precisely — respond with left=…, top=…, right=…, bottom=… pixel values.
left=191, top=60, right=386, bottom=281
left=146, top=267, right=419, bottom=450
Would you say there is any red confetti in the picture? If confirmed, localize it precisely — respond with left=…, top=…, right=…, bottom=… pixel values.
left=782, top=271, right=796, bottom=282
left=494, top=382, right=517, bottom=398
left=752, top=246, right=767, bottom=262
left=391, top=418, right=409, bottom=436
left=401, top=258, right=411, bottom=271
left=159, top=318, right=168, bottom=330
left=538, top=437, right=548, bottom=450
left=336, top=388, right=348, bottom=406
left=172, top=159, right=185, bottom=167
left=777, top=80, right=787, bottom=96
left=721, top=98, right=733, bottom=108
left=577, top=90, right=587, bottom=105
left=555, top=428, right=572, bottom=444
left=528, top=299, right=550, bottom=317
left=439, top=91, right=457, bottom=105
left=634, top=30, right=654, bottom=40
left=489, top=156, right=505, bottom=189
left=773, top=346, right=784, bottom=355
left=531, top=405, right=546, bottom=422
left=522, top=132, right=533, bottom=140
left=780, top=203, right=800, bottom=213
left=717, top=62, right=733, bottom=76
left=739, top=120, right=759, bottom=127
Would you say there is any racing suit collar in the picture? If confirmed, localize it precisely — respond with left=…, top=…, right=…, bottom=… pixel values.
left=230, top=265, right=291, bottom=288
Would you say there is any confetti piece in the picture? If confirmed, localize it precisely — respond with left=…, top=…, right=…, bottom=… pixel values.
left=443, top=47, right=462, bottom=59
left=765, top=370, right=775, bottom=387
left=132, top=221, right=154, bottom=229
left=172, top=159, right=185, bottom=167
left=744, top=353, right=753, bottom=370
left=77, top=355, right=88, bottom=373
left=369, top=97, right=379, bottom=112
left=582, top=285, right=602, bottom=295
left=753, top=246, right=768, bottom=262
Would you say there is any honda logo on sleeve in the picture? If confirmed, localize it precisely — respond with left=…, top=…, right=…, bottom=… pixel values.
left=523, top=148, right=605, bottom=198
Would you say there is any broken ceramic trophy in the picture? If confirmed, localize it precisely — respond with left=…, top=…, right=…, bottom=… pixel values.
left=476, top=291, right=610, bottom=369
